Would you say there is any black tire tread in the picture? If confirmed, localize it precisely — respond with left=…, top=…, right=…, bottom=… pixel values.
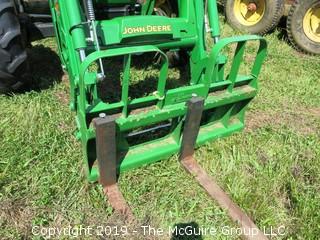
left=287, top=0, right=320, bottom=55
left=225, top=0, right=285, bottom=35
left=287, top=1, right=301, bottom=53
left=259, top=0, right=285, bottom=35
left=0, top=0, right=28, bottom=94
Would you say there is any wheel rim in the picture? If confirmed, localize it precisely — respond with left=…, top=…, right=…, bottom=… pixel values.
left=233, top=0, right=266, bottom=26
left=303, top=3, right=320, bottom=43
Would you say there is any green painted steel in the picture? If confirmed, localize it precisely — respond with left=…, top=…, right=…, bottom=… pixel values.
left=48, top=0, right=267, bottom=182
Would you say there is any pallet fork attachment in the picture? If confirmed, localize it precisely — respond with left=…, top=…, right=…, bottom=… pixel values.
left=94, top=97, right=268, bottom=239
left=49, top=0, right=268, bottom=238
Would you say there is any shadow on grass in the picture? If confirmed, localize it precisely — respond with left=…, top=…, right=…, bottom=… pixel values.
left=171, top=222, right=203, bottom=240
left=3, top=45, right=64, bottom=96
left=26, top=45, right=64, bottom=92
left=276, top=17, right=290, bottom=44
left=98, top=53, right=190, bottom=104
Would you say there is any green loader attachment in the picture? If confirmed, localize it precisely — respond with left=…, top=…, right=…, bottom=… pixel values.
left=49, top=0, right=267, bottom=237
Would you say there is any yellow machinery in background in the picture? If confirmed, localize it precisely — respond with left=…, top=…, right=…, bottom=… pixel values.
left=222, top=0, right=320, bottom=55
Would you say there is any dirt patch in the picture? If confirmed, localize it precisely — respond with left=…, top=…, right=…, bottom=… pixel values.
left=246, top=107, right=320, bottom=135
left=54, top=74, right=70, bottom=106
left=55, top=91, right=69, bottom=105
left=0, top=200, right=34, bottom=238
left=0, top=200, right=163, bottom=240
left=308, top=108, right=320, bottom=117
left=246, top=111, right=272, bottom=131
left=98, top=214, right=162, bottom=240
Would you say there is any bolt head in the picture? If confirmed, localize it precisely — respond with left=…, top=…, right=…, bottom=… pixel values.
left=97, top=73, right=105, bottom=82
left=247, top=3, right=257, bottom=12
left=99, top=113, right=107, bottom=118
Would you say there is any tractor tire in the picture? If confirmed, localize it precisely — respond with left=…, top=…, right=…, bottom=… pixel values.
left=0, top=0, right=28, bottom=94
left=225, top=0, right=285, bottom=35
left=287, top=0, right=320, bottom=55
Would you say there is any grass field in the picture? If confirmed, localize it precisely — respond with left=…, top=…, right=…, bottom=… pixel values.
left=0, top=18, right=320, bottom=240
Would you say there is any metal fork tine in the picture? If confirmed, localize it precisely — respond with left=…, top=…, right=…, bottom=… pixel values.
left=180, top=97, right=268, bottom=240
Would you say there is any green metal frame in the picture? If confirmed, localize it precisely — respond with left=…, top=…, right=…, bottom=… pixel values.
left=49, top=0, right=267, bottom=182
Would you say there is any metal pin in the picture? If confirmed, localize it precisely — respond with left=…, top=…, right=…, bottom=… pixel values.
left=99, top=113, right=107, bottom=118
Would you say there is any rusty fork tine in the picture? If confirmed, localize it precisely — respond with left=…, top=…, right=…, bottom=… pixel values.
left=180, top=97, right=268, bottom=240
left=181, top=157, right=267, bottom=240
left=104, top=185, right=134, bottom=220
left=94, top=116, right=134, bottom=221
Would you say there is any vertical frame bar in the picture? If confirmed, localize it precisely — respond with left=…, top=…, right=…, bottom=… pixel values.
left=228, top=41, right=246, bottom=90
left=122, top=54, right=131, bottom=117
left=93, top=116, right=117, bottom=186
left=180, top=97, right=205, bottom=160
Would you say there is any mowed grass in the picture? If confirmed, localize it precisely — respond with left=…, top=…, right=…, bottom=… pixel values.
left=0, top=19, right=320, bottom=239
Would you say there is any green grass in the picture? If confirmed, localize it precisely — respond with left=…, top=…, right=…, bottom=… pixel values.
left=1, top=20, right=320, bottom=240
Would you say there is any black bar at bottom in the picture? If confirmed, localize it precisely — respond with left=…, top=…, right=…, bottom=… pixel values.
left=93, top=117, right=117, bottom=186
left=180, top=97, right=205, bottom=160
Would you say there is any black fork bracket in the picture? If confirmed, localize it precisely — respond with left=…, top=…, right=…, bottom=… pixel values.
left=94, top=116, right=117, bottom=186
left=180, top=96, right=205, bottom=161
left=94, top=116, right=133, bottom=219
